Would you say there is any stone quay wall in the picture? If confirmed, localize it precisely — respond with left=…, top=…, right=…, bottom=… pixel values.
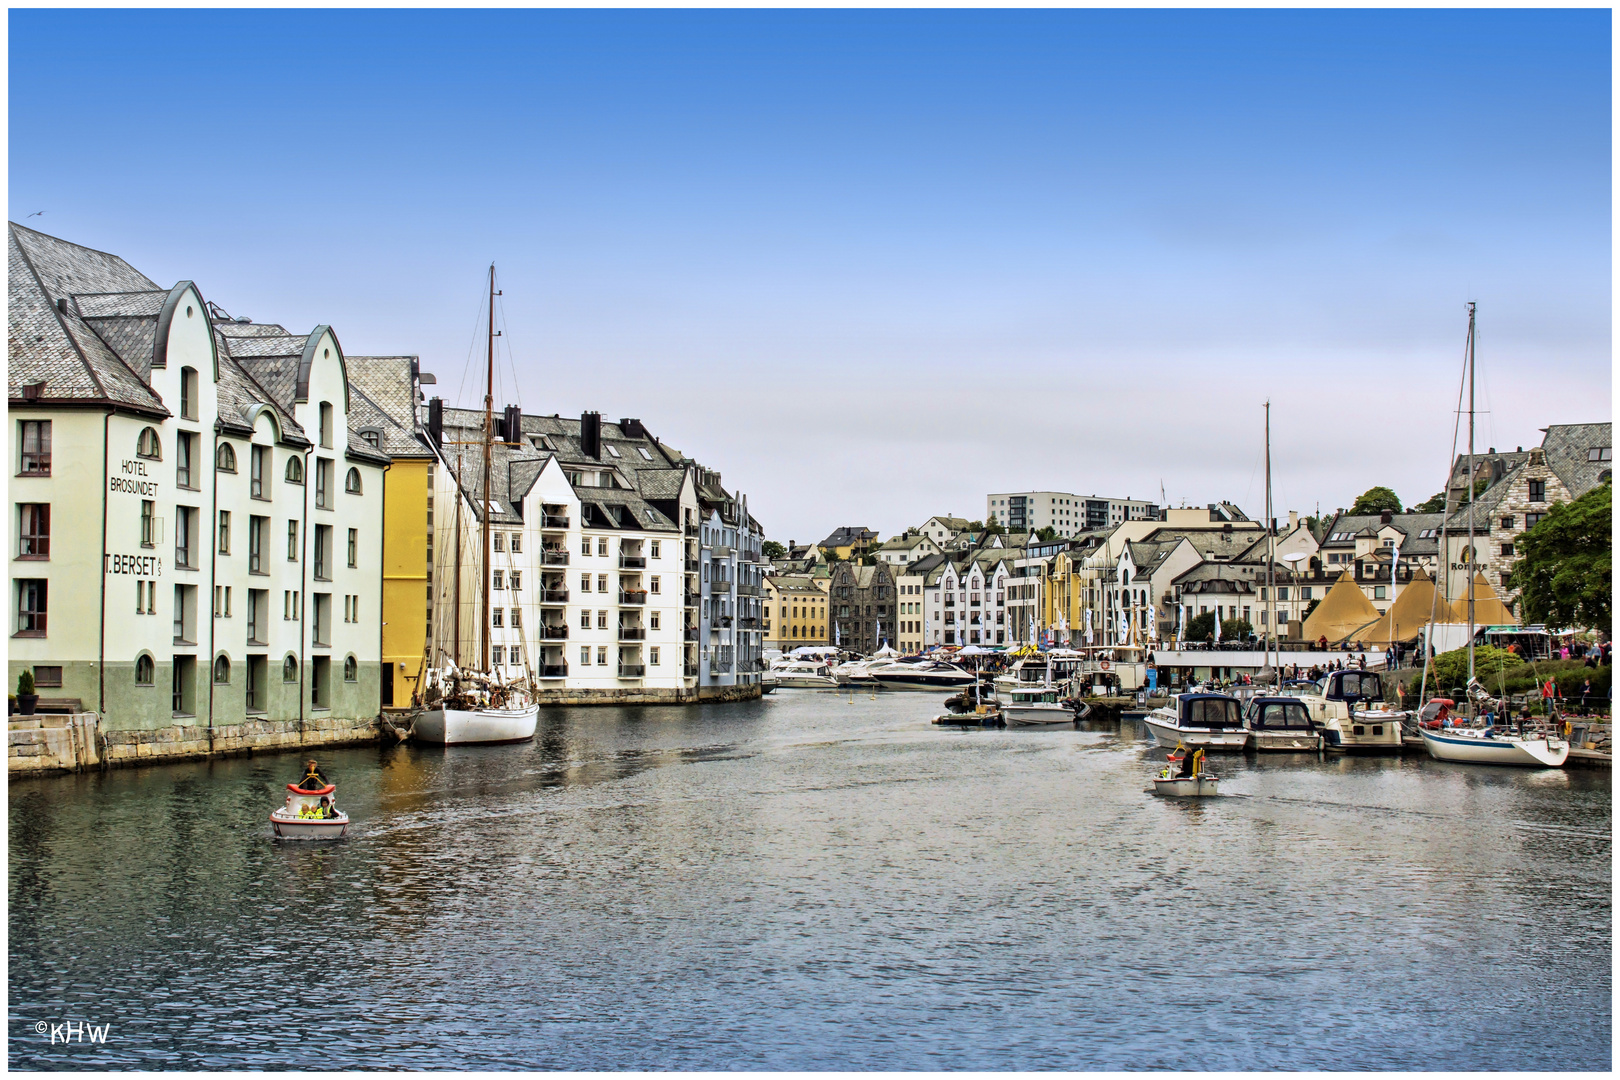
left=9, top=712, right=381, bottom=776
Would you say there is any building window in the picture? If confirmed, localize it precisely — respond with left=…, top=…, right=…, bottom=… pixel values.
left=347, top=528, right=358, bottom=568
left=315, top=459, right=332, bottom=509
left=136, top=426, right=162, bottom=460
left=580, top=573, right=591, bottom=593
left=598, top=574, right=608, bottom=593
left=176, top=432, right=196, bottom=489
left=135, top=653, right=154, bottom=686
left=1587, top=447, right=1613, bottom=462
left=251, top=446, right=268, bottom=499
left=141, top=500, right=155, bottom=547
left=650, top=540, right=661, bottom=559
left=245, top=655, right=267, bottom=711
left=19, top=420, right=52, bottom=475
left=286, top=456, right=304, bottom=485
left=18, top=503, right=49, bottom=558
left=1525, top=512, right=1546, bottom=529
left=494, top=532, right=505, bottom=553
left=249, top=516, right=267, bottom=574
left=175, top=507, right=196, bottom=569
left=650, top=646, right=661, bottom=665
left=218, top=510, right=231, bottom=555
left=310, top=655, right=330, bottom=708
left=213, top=654, right=231, bottom=684
left=15, top=579, right=47, bottom=636
left=598, top=537, right=609, bottom=557
left=172, top=656, right=196, bottom=715
left=510, top=608, right=521, bottom=628
left=1527, top=479, right=1546, bottom=503
left=510, top=533, right=521, bottom=553
left=217, top=443, right=237, bottom=472
left=650, top=611, right=660, bottom=630
left=1500, top=543, right=1515, bottom=558
left=1500, top=516, right=1515, bottom=530
left=581, top=537, right=592, bottom=556
left=509, top=571, right=521, bottom=591
left=1301, top=587, right=1313, bottom=600
left=580, top=609, right=591, bottom=629
left=650, top=576, right=661, bottom=594
left=313, top=525, right=331, bottom=580
left=597, top=610, right=608, bottom=630
left=492, top=645, right=505, bottom=666
left=344, top=655, right=358, bottom=681
left=580, top=646, right=590, bottom=666
left=283, top=655, right=299, bottom=683
left=288, top=520, right=299, bottom=562
left=597, top=646, right=608, bottom=666
left=319, top=402, right=334, bottom=449
left=345, top=467, right=362, bottom=494
left=247, top=589, right=267, bottom=644
left=180, top=367, right=198, bottom=420
left=493, top=570, right=504, bottom=591
left=1373, top=586, right=1386, bottom=600
left=492, top=608, right=504, bottom=628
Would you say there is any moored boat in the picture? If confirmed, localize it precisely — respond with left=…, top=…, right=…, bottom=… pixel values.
left=1295, top=670, right=1404, bottom=753
left=870, top=660, right=976, bottom=690
left=1004, top=687, right=1081, bottom=726
left=1243, top=695, right=1324, bottom=752
left=1420, top=725, right=1569, bottom=767
left=1142, top=692, right=1251, bottom=750
left=770, top=660, right=840, bottom=689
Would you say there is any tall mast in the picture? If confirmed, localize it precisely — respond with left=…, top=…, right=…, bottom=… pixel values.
left=453, top=450, right=463, bottom=666
left=1465, top=302, right=1476, bottom=688
left=481, top=264, right=495, bottom=672
left=1264, top=400, right=1275, bottom=679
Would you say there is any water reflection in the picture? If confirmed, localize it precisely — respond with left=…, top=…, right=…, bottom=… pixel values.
left=9, top=691, right=1611, bottom=1070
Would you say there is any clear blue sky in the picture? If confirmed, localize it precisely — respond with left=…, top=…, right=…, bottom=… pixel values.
left=11, top=9, right=1610, bottom=541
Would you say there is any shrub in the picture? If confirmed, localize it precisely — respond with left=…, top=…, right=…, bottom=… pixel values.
left=17, top=669, right=34, bottom=696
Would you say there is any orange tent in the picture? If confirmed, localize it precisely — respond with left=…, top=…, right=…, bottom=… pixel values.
left=1358, top=569, right=1462, bottom=646
left=1301, top=571, right=1382, bottom=645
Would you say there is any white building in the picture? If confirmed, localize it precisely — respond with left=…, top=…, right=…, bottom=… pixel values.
left=8, top=223, right=389, bottom=766
left=987, top=491, right=1158, bottom=536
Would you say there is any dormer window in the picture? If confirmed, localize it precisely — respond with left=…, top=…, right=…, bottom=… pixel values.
left=360, top=429, right=381, bottom=449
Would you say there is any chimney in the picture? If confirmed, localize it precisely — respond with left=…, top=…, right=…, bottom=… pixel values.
left=1380, top=510, right=1392, bottom=525
left=581, top=411, right=601, bottom=459
left=1288, top=510, right=1299, bottom=532
left=428, top=397, right=443, bottom=449
left=620, top=418, right=646, bottom=438
left=502, top=405, right=522, bottom=445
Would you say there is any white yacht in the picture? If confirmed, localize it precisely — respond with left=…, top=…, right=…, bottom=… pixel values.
left=993, top=649, right=1086, bottom=695
left=1142, top=692, right=1251, bottom=750
left=1420, top=724, right=1569, bottom=767
left=1243, top=695, right=1323, bottom=752
left=1004, top=687, right=1081, bottom=726
left=769, top=660, right=841, bottom=689
left=868, top=660, right=976, bottom=690
left=1295, top=670, right=1404, bottom=753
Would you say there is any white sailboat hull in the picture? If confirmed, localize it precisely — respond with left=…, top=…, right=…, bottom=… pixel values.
left=1421, top=728, right=1569, bottom=767
left=415, top=704, right=539, bottom=745
left=1005, top=703, right=1076, bottom=726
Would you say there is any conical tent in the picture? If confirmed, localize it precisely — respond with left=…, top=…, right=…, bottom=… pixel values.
left=1301, top=571, right=1382, bottom=645
left=1461, top=572, right=1518, bottom=626
left=1358, top=569, right=1461, bottom=646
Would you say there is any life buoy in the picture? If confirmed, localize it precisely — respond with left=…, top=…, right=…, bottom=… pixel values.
left=1099, top=659, right=1111, bottom=671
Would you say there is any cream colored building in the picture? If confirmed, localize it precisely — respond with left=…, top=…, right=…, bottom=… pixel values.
left=764, top=574, right=829, bottom=650
left=8, top=223, right=389, bottom=765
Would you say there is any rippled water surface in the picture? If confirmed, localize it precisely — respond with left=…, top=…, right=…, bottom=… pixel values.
left=9, top=691, right=1612, bottom=1069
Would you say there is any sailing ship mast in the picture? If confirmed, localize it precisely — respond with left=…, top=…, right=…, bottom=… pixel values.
left=1465, top=302, right=1476, bottom=693
left=481, top=265, right=497, bottom=673
left=1264, top=400, right=1276, bottom=681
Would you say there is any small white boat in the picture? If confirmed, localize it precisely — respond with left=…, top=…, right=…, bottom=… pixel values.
left=1420, top=726, right=1569, bottom=767
left=269, top=783, right=349, bottom=839
left=1004, top=688, right=1079, bottom=726
left=1142, top=693, right=1251, bottom=750
left=1152, top=773, right=1220, bottom=797
left=770, top=660, right=841, bottom=689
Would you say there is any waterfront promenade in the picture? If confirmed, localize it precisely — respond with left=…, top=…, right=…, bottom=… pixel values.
left=9, top=692, right=1611, bottom=1069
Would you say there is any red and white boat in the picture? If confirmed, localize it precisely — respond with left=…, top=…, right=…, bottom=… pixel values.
left=269, top=783, right=350, bottom=839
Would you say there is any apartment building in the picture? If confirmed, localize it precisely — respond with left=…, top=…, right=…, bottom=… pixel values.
left=986, top=491, right=1158, bottom=535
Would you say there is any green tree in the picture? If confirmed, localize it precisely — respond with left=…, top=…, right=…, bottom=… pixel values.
left=983, top=519, right=1005, bottom=536
left=761, top=540, right=786, bottom=560
left=1222, top=618, right=1254, bottom=640
left=1426, top=644, right=1524, bottom=695
left=1302, top=598, right=1321, bottom=621
left=1507, top=483, right=1612, bottom=632
left=1411, top=491, right=1448, bottom=513
left=1350, top=486, right=1403, bottom=515
left=1034, top=526, right=1059, bottom=543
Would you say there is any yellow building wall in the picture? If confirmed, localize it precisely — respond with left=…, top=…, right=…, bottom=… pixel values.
left=382, top=457, right=431, bottom=706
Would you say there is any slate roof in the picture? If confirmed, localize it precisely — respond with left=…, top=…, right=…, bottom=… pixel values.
left=1542, top=422, right=1613, bottom=497
left=345, top=355, right=432, bottom=458
left=820, top=526, right=877, bottom=548
left=1316, top=512, right=1448, bottom=558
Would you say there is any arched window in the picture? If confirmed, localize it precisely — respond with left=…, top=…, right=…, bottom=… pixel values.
left=137, top=427, right=162, bottom=460
left=285, top=457, right=304, bottom=484
left=345, top=467, right=362, bottom=495
left=343, top=655, right=358, bottom=682
left=216, top=443, right=237, bottom=472
left=283, top=654, right=299, bottom=682
left=180, top=366, right=198, bottom=420
left=213, top=655, right=231, bottom=684
left=134, top=653, right=155, bottom=685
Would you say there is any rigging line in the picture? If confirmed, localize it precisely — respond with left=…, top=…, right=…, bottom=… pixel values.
left=493, top=286, right=526, bottom=415
left=455, top=278, right=489, bottom=412
left=1418, top=310, right=1475, bottom=706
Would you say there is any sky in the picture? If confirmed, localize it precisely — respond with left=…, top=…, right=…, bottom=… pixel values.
left=10, top=9, right=1611, bottom=544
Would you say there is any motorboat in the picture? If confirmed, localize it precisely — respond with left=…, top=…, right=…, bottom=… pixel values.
left=1152, top=746, right=1219, bottom=796
left=1294, top=670, right=1403, bottom=753
left=831, top=654, right=903, bottom=686
left=1004, top=687, right=1084, bottom=726
left=993, top=649, right=1086, bottom=695
left=1243, top=695, right=1324, bottom=752
left=414, top=665, right=539, bottom=745
left=269, top=783, right=349, bottom=839
left=869, top=660, right=977, bottom=690
left=1420, top=724, right=1570, bottom=767
left=769, top=660, right=841, bottom=689
left=1142, top=692, right=1251, bottom=750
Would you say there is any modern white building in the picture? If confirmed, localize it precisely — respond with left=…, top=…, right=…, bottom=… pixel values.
left=8, top=222, right=389, bottom=766
left=987, top=491, right=1158, bottom=535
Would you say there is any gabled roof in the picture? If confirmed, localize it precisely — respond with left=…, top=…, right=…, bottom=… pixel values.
left=346, top=355, right=431, bottom=458
left=1318, top=512, right=1449, bottom=557
left=821, top=526, right=877, bottom=548
left=1541, top=422, right=1612, bottom=498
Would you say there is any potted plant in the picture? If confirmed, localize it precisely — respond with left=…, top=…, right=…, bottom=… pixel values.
left=16, top=670, right=37, bottom=716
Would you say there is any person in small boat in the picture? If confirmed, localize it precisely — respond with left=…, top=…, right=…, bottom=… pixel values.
left=295, top=759, right=329, bottom=791
left=318, top=796, right=336, bottom=819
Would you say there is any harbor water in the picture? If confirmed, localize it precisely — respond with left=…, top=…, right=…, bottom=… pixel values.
left=9, top=690, right=1611, bottom=1069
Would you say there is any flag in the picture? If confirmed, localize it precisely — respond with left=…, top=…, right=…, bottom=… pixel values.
left=1177, top=604, right=1185, bottom=647
left=1213, top=610, right=1222, bottom=643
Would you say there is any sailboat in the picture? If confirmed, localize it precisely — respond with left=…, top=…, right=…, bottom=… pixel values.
left=1418, top=304, right=1566, bottom=768
left=413, top=265, right=540, bottom=745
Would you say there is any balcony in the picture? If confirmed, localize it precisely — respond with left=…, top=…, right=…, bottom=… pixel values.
left=540, top=664, right=568, bottom=678
left=685, top=557, right=700, bottom=572
left=711, top=544, right=733, bottom=558
left=618, top=626, right=647, bottom=641
left=944, top=599, right=956, bottom=607
left=684, top=626, right=699, bottom=641
left=684, top=524, right=700, bottom=537
left=717, top=615, right=733, bottom=628
left=710, top=580, right=732, bottom=593
left=541, top=515, right=570, bottom=529
left=737, top=584, right=760, bottom=597
left=739, top=550, right=758, bottom=563
left=619, top=555, right=646, bottom=569
left=740, top=617, right=759, bottom=629
left=684, top=663, right=699, bottom=677
left=541, top=625, right=569, bottom=640
left=617, top=665, right=646, bottom=678
left=619, top=590, right=648, bottom=605
left=541, top=550, right=570, bottom=566
left=541, top=589, right=570, bottom=604
left=685, top=591, right=699, bottom=607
